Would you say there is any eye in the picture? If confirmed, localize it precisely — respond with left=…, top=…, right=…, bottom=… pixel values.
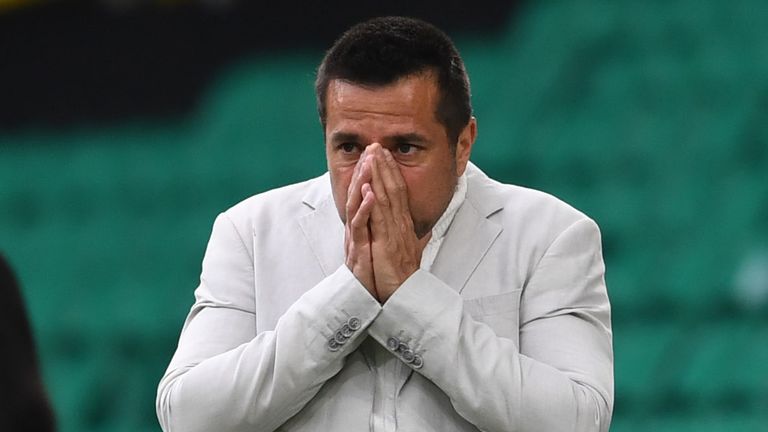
left=396, top=143, right=415, bottom=154
left=339, top=143, right=357, bottom=153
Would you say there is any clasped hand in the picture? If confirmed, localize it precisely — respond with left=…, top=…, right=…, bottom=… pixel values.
left=344, top=144, right=429, bottom=303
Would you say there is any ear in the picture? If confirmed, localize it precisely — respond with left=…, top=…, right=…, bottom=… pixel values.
left=454, top=116, right=477, bottom=177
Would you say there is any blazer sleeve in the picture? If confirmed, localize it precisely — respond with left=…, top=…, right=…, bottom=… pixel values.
left=156, top=212, right=382, bottom=432
left=366, top=217, right=613, bottom=431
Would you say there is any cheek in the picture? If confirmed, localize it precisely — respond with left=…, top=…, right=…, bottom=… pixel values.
left=400, top=170, right=433, bottom=210
left=330, top=165, right=355, bottom=212
left=400, top=165, right=455, bottom=217
left=335, top=165, right=355, bottom=191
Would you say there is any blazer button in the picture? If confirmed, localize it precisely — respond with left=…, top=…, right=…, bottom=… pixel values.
left=334, top=330, right=347, bottom=344
left=386, top=337, right=399, bottom=351
left=401, top=349, right=415, bottom=363
left=347, top=317, right=361, bottom=330
left=328, top=337, right=341, bottom=352
left=411, top=354, right=424, bottom=369
left=341, top=324, right=354, bottom=338
left=397, top=342, right=409, bottom=354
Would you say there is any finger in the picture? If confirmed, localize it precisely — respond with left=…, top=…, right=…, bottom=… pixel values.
left=370, top=150, right=400, bottom=243
left=367, top=175, right=390, bottom=243
left=368, top=147, right=393, bottom=217
left=350, top=146, right=374, bottom=193
left=346, top=154, right=373, bottom=221
left=378, top=149, right=414, bottom=239
left=345, top=154, right=366, bottom=214
left=360, top=182, right=375, bottom=218
left=378, top=149, right=410, bottom=225
left=344, top=223, right=351, bottom=256
left=350, top=182, right=375, bottom=242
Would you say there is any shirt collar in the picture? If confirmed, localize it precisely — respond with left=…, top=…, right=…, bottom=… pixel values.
left=419, top=172, right=467, bottom=271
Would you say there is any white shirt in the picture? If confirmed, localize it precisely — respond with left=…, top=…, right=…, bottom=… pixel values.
left=420, top=173, right=468, bottom=271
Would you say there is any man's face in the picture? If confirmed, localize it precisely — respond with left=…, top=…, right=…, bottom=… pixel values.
left=324, top=73, right=475, bottom=238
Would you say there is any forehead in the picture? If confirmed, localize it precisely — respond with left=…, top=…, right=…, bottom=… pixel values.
left=325, top=74, right=441, bottom=129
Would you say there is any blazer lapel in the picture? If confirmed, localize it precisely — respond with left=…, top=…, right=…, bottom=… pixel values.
left=430, top=164, right=504, bottom=294
left=430, top=201, right=502, bottom=294
left=297, top=174, right=345, bottom=277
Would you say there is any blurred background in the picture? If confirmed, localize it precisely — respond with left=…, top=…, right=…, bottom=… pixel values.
left=1, top=0, right=767, bottom=431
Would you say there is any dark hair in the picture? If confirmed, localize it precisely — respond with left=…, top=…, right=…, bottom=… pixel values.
left=315, top=16, right=472, bottom=145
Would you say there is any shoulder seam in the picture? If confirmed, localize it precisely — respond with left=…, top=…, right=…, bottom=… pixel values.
left=529, top=217, right=594, bottom=275
left=220, top=211, right=255, bottom=267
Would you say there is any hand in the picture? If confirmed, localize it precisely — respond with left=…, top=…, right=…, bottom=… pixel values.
left=344, top=149, right=379, bottom=300
left=367, top=144, right=430, bottom=303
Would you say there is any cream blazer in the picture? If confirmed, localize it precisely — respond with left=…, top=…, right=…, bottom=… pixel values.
left=157, top=163, right=613, bottom=432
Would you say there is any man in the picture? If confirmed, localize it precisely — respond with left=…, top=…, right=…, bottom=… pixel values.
left=157, top=16, right=613, bottom=432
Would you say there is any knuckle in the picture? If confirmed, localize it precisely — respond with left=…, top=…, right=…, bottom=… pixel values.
left=403, top=216, right=414, bottom=229
left=346, top=198, right=357, bottom=212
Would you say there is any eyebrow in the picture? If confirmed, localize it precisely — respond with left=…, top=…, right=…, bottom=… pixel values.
left=329, top=132, right=362, bottom=143
left=390, top=133, right=429, bottom=144
left=328, top=131, right=429, bottom=144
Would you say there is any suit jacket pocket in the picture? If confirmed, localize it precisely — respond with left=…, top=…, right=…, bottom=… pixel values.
left=463, top=289, right=522, bottom=346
